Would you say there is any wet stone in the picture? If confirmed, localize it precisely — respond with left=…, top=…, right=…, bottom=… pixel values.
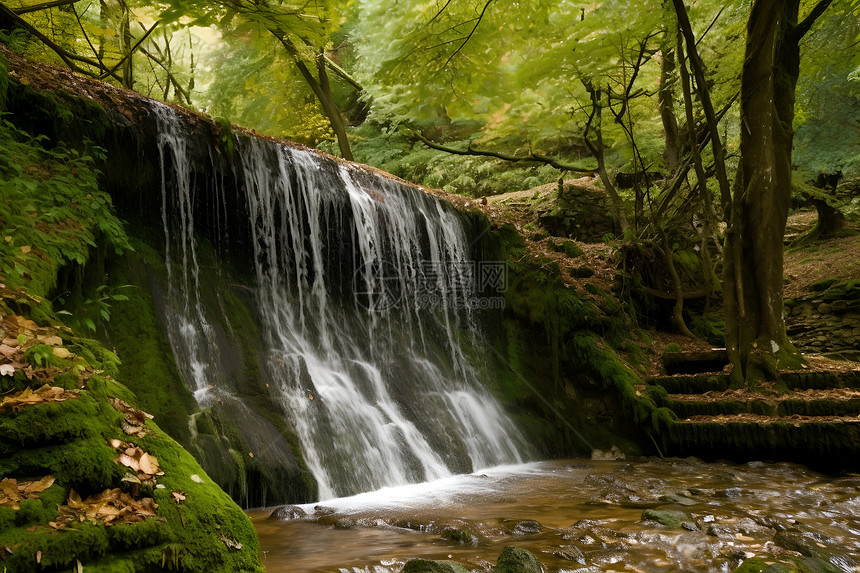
left=401, top=559, right=468, bottom=573
left=659, top=493, right=698, bottom=506
left=512, top=520, right=542, bottom=535
left=441, top=527, right=478, bottom=546
left=553, top=544, right=586, bottom=564
left=267, top=505, right=307, bottom=521
left=495, top=546, right=543, bottom=573
left=641, top=509, right=690, bottom=529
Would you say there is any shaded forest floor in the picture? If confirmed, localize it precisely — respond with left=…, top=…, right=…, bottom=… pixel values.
left=447, top=180, right=860, bottom=384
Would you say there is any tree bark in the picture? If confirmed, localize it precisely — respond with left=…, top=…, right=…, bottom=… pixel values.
left=723, top=0, right=830, bottom=384
left=658, top=39, right=682, bottom=171
left=280, top=39, right=354, bottom=161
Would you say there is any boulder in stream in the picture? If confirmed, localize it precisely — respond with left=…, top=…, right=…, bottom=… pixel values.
left=495, top=546, right=544, bottom=573
left=401, top=559, right=469, bottom=573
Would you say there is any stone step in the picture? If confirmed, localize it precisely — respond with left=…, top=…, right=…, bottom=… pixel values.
left=649, top=369, right=860, bottom=394
left=667, top=389, right=860, bottom=418
left=662, top=349, right=728, bottom=375
left=661, top=415, right=860, bottom=470
left=648, top=374, right=730, bottom=394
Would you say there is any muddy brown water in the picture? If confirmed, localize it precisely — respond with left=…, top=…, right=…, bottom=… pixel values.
left=248, top=459, right=860, bottom=572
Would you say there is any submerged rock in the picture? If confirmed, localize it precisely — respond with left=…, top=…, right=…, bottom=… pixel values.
left=512, top=520, right=543, bottom=535
left=495, top=546, right=543, bottom=573
left=441, top=526, right=478, bottom=545
left=641, top=509, right=690, bottom=529
left=267, top=505, right=307, bottom=521
left=732, top=556, right=841, bottom=573
left=401, top=559, right=469, bottom=573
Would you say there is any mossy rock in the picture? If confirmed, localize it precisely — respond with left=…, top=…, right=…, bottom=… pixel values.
left=641, top=509, right=689, bottom=529
left=441, top=526, right=478, bottom=545
left=548, top=239, right=584, bottom=258
left=733, top=556, right=841, bottom=573
left=495, top=546, right=543, bottom=573
left=401, top=559, right=469, bottom=573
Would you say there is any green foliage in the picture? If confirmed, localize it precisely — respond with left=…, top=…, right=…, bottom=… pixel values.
left=345, top=123, right=560, bottom=196
left=794, top=0, right=860, bottom=180
left=0, top=117, right=131, bottom=298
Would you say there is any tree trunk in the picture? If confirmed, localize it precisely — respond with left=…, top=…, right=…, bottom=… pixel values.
left=281, top=39, right=354, bottom=161
left=723, top=0, right=830, bottom=384
left=658, top=40, right=682, bottom=171
left=812, top=199, right=845, bottom=237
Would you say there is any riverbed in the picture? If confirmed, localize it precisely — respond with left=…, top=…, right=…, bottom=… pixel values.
left=248, top=458, right=860, bottom=572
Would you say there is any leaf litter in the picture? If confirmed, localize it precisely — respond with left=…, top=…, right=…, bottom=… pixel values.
left=109, top=398, right=153, bottom=437
left=0, top=476, right=55, bottom=510
left=49, top=488, right=159, bottom=529
left=0, top=384, right=80, bottom=413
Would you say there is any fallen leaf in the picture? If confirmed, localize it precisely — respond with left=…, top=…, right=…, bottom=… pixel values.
left=171, top=491, right=185, bottom=504
left=36, top=550, right=41, bottom=564
left=138, top=453, right=159, bottom=476
left=19, top=475, right=55, bottom=495
left=117, top=454, right=139, bottom=472
left=20, top=246, right=31, bottom=254
left=38, top=335, right=62, bottom=346
left=220, top=537, right=243, bottom=551
left=52, top=347, right=72, bottom=359
left=0, top=344, right=18, bottom=358
left=0, top=364, right=13, bottom=377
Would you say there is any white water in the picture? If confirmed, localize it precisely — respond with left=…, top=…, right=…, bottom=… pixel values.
left=154, top=105, right=527, bottom=500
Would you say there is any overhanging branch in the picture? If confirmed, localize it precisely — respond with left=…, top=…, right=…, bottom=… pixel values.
left=410, top=130, right=597, bottom=173
left=13, top=0, right=79, bottom=15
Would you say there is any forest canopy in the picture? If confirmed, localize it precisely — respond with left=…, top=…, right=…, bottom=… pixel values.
left=1, top=0, right=859, bottom=383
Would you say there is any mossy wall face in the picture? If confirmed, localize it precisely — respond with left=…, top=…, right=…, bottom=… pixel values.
left=101, top=236, right=318, bottom=507
left=461, top=209, right=660, bottom=458
left=0, top=73, right=264, bottom=570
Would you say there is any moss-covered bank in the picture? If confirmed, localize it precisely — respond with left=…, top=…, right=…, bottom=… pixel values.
left=0, top=53, right=263, bottom=571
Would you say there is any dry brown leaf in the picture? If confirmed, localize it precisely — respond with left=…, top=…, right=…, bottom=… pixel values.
left=19, top=475, right=55, bottom=495
left=138, top=453, right=159, bottom=476
left=171, top=491, right=186, bottom=504
left=0, top=364, right=13, bottom=377
left=38, top=335, right=62, bottom=346
left=0, top=385, right=80, bottom=413
left=12, top=316, right=39, bottom=332
left=0, top=344, right=18, bottom=358
left=116, top=454, right=139, bottom=472
left=53, top=488, right=158, bottom=528
left=52, top=347, right=72, bottom=359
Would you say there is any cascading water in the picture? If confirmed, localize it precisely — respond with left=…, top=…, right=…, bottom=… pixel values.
left=154, top=103, right=528, bottom=500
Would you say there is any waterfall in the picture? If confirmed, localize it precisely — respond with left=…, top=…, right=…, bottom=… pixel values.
left=154, top=104, right=527, bottom=500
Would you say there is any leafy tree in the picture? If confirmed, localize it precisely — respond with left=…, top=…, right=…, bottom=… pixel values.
left=722, top=0, right=839, bottom=383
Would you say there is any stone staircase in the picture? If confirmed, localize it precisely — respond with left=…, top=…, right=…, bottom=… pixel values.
left=645, top=350, right=860, bottom=469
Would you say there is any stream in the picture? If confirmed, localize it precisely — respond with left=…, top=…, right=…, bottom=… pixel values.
left=249, top=458, right=860, bottom=572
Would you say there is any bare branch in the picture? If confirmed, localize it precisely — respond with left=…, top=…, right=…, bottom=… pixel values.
left=793, top=0, right=833, bottom=40
left=13, top=0, right=79, bottom=15
left=441, top=0, right=493, bottom=68
left=410, top=130, right=597, bottom=173
left=98, top=20, right=159, bottom=80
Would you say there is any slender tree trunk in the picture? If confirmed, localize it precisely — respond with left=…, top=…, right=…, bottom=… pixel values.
left=276, top=37, right=354, bottom=161
left=582, top=82, right=629, bottom=236
left=658, top=39, right=682, bottom=171
left=723, top=0, right=830, bottom=383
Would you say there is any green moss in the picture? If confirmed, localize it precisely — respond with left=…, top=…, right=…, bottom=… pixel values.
left=641, top=509, right=689, bottom=529
left=0, top=51, right=8, bottom=112
left=104, top=241, right=196, bottom=442
left=547, top=238, right=584, bottom=258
